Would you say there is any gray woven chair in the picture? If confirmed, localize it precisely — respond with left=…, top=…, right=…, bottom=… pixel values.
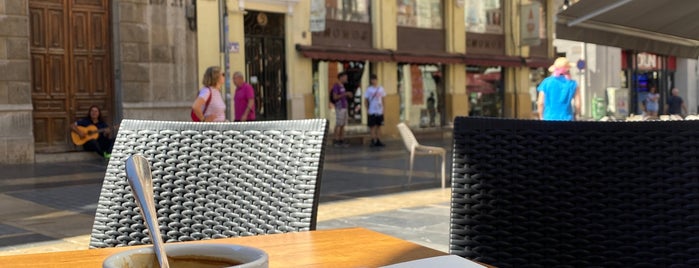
left=89, top=119, right=328, bottom=248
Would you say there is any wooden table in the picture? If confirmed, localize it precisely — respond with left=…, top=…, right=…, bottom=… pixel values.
left=0, top=228, right=449, bottom=267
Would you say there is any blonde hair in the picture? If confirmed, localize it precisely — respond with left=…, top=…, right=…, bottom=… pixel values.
left=202, top=66, right=223, bottom=87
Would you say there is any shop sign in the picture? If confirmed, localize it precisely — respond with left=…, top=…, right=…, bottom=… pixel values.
left=637, top=52, right=658, bottom=70
left=312, top=20, right=372, bottom=48
left=310, top=0, right=326, bottom=32
left=466, top=33, right=505, bottom=55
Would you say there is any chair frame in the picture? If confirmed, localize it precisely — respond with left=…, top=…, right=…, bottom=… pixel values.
left=89, top=119, right=328, bottom=248
left=451, top=117, right=699, bottom=267
left=396, top=122, right=446, bottom=188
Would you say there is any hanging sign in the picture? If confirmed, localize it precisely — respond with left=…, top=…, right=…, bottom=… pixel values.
left=310, top=0, right=326, bottom=32
left=520, top=2, right=541, bottom=46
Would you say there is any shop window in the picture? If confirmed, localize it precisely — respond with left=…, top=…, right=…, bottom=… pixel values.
left=464, top=0, right=503, bottom=34
left=398, top=64, right=444, bottom=127
left=326, top=0, right=370, bottom=23
left=313, top=60, right=368, bottom=126
left=397, top=0, right=444, bottom=29
left=342, top=61, right=366, bottom=124
left=467, top=66, right=504, bottom=117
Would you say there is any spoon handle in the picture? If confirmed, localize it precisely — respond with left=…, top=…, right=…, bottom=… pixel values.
left=126, top=155, right=170, bottom=268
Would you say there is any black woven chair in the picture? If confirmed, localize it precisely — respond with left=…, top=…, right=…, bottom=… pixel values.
left=89, top=119, right=328, bottom=248
left=450, top=117, right=699, bottom=267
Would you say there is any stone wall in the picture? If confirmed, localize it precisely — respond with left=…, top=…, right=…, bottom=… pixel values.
left=119, top=0, right=198, bottom=121
left=0, top=1, right=34, bottom=163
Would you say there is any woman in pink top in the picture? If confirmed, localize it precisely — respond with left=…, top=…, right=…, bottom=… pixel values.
left=191, top=66, right=227, bottom=122
left=233, top=72, right=256, bottom=121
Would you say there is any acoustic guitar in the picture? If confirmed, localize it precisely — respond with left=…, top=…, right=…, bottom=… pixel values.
left=71, top=125, right=109, bottom=146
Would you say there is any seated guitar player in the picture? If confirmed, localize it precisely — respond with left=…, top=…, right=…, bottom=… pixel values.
left=70, top=105, right=116, bottom=159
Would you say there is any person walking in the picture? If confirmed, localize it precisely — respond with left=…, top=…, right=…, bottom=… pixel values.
left=332, top=72, right=352, bottom=147
left=537, top=57, right=580, bottom=121
left=364, top=74, right=386, bottom=147
left=644, top=86, right=660, bottom=118
left=70, top=105, right=116, bottom=159
left=191, top=66, right=227, bottom=122
left=427, top=92, right=436, bottom=127
left=665, top=88, right=688, bottom=117
left=233, top=72, right=256, bottom=122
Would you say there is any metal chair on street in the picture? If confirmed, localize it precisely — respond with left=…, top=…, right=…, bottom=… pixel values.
left=396, top=122, right=446, bottom=189
left=89, top=119, right=328, bottom=248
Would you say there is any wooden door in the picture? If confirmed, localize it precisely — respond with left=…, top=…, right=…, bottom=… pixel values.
left=30, top=0, right=112, bottom=153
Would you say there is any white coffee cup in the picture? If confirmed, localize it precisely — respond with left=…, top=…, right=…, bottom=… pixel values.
left=103, top=243, right=268, bottom=268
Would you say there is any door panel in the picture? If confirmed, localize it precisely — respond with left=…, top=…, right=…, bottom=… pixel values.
left=73, top=56, right=88, bottom=93
left=30, top=0, right=112, bottom=152
left=30, top=10, right=45, bottom=47
left=48, top=10, right=64, bottom=48
left=91, top=13, right=106, bottom=50
left=74, top=0, right=106, bottom=7
left=92, top=56, right=107, bottom=93
left=31, top=55, right=45, bottom=94
left=72, top=12, right=87, bottom=50
left=49, top=55, right=66, bottom=95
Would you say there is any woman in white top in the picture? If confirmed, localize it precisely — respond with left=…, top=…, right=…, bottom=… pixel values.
left=191, top=66, right=227, bottom=122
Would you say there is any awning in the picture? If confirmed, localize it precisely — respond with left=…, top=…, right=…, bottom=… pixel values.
left=392, top=52, right=465, bottom=65
left=556, top=0, right=699, bottom=58
left=295, top=44, right=392, bottom=62
left=297, top=44, right=533, bottom=67
left=464, top=54, right=523, bottom=67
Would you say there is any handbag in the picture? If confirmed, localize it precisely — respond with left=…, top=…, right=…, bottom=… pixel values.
left=191, top=88, right=213, bottom=122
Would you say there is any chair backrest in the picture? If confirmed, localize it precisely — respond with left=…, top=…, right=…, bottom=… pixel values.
left=90, top=119, right=328, bottom=248
left=397, top=122, right=418, bottom=151
left=451, top=117, right=699, bottom=267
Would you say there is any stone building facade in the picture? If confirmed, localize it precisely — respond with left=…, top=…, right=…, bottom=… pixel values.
left=0, top=0, right=33, bottom=163
left=0, top=0, right=197, bottom=163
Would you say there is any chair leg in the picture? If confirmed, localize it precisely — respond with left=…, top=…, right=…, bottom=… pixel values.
left=408, top=151, right=415, bottom=185
left=434, top=155, right=439, bottom=181
left=440, top=153, right=446, bottom=189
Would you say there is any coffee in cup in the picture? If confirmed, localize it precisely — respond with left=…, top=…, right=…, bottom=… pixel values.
left=103, top=243, right=268, bottom=268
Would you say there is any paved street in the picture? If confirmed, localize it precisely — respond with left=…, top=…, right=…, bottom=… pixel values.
left=0, top=132, right=453, bottom=255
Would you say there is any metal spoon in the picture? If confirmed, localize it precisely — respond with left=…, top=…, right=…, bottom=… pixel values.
left=125, top=154, right=170, bottom=268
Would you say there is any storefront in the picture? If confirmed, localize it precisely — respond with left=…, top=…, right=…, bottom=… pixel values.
left=310, top=60, right=374, bottom=128
left=394, top=0, right=454, bottom=129
left=301, top=0, right=380, bottom=131
left=397, top=64, right=445, bottom=127
left=463, top=0, right=523, bottom=118
left=622, top=51, right=676, bottom=115
left=466, top=66, right=504, bottom=117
